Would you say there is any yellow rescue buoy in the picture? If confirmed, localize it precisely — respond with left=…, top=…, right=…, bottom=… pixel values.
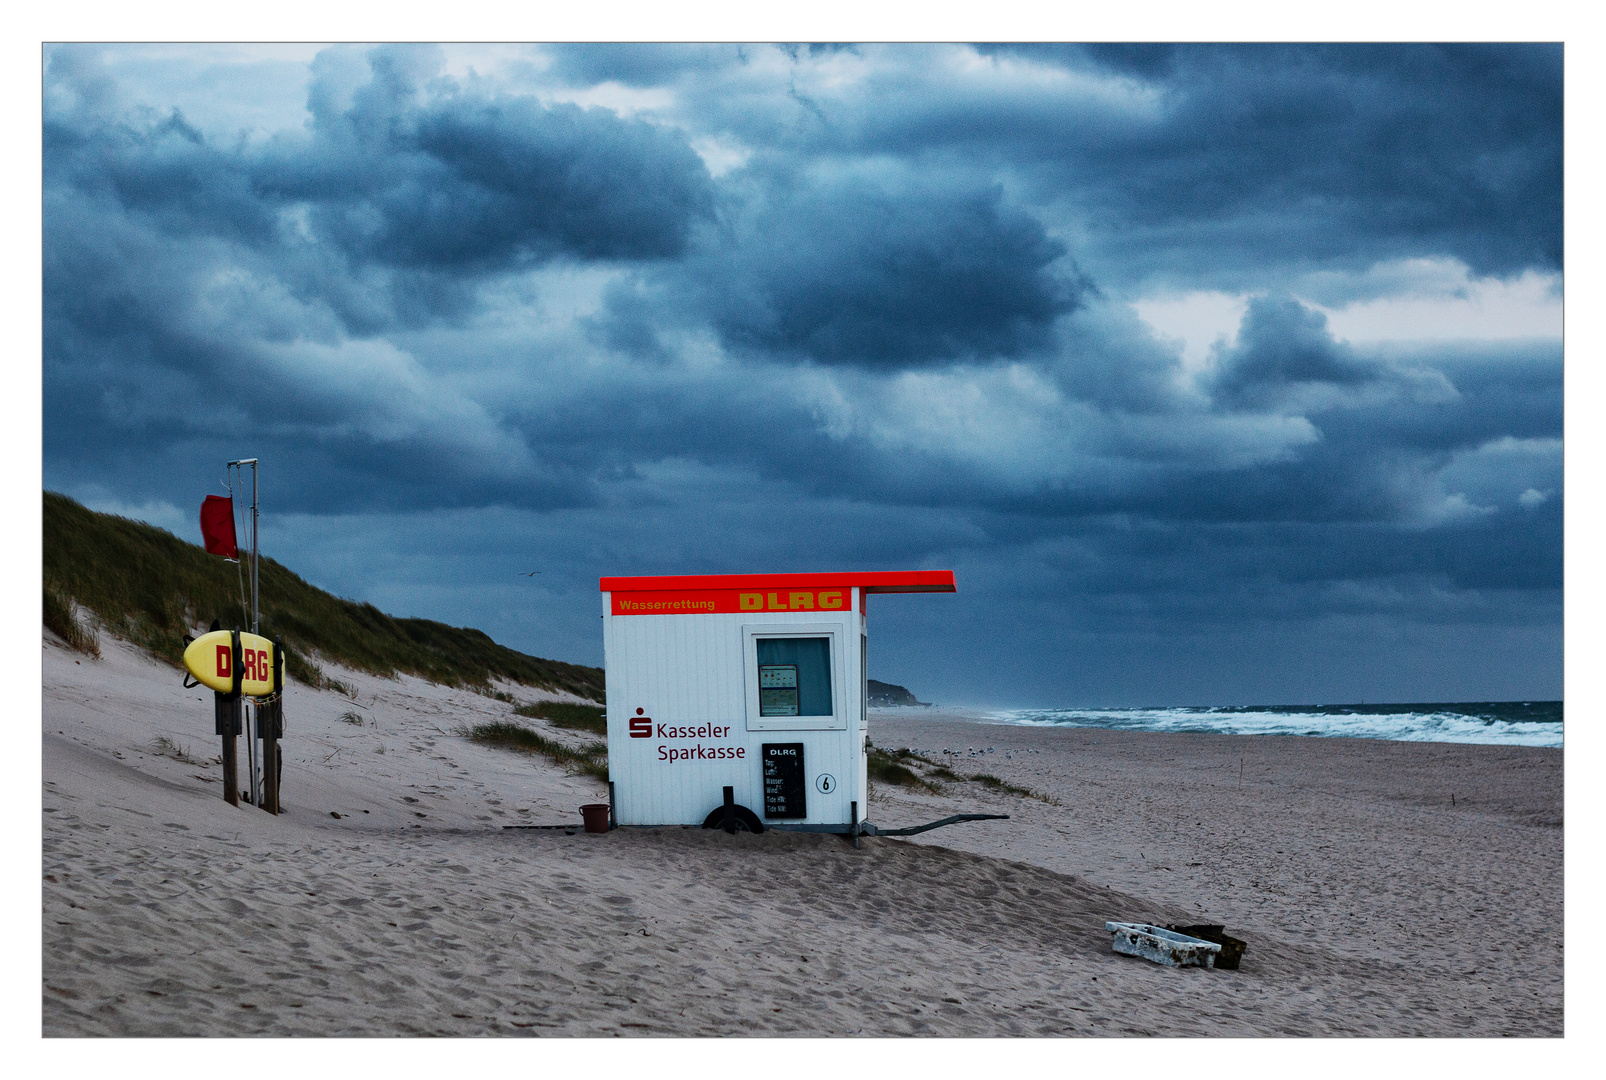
left=183, top=629, right=278, bottom=697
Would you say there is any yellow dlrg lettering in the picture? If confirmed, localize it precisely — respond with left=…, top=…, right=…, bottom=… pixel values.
left=789, top=592, right=815, bottom=610
left=739, top=593, right=764, bottom=610
left=767, top=592, right=787, bottom=609
left=819, top=591, right=843, bottom=610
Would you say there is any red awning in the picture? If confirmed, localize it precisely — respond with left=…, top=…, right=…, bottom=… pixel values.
left=599, top=571, right=955, bottom=594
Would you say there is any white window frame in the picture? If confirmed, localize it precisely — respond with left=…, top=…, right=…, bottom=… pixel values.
left=742, top=623, right=847, bottom=731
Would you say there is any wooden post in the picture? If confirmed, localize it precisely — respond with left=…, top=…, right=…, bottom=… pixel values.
left=850, top=800, right=859, bottom=849
left=216, top=691, right=239, bottom=807
left=261, top=698, right=281, bottom=815
left=722, top=785, right=736, bottom=834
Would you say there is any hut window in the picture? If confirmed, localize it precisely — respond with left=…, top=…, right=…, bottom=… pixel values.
left=756, top=637, right=833, bottom=716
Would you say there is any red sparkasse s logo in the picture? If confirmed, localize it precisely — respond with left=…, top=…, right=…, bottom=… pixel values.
left=629, top=708, right=652, bottom=738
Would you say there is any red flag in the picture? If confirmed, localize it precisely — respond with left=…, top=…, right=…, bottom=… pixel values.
left=200, top=495, right=238, bottom=558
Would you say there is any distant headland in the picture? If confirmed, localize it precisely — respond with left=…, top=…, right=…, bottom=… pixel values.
left=869, top=679, right=928, bottom=707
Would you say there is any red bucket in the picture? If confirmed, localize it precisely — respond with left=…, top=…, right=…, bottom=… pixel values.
left=580, top=803, right=611, bottom=833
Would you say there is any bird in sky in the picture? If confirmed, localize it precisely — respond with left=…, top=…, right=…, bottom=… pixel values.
left=518, top=571, right=542, bottom=577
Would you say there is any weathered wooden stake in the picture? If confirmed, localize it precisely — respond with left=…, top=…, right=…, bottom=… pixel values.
left=216, top=691, right=239, bottom=807
left=261, top=698, right=281, bottom=814
left=262, top=639, right=285, bottom=815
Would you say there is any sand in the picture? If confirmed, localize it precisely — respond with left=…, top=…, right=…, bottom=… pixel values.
left=42, top=631, right=1563, bottom=1036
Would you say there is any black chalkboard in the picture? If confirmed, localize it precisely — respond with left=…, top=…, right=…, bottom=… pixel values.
left=762, top=743, right=807, bottom=819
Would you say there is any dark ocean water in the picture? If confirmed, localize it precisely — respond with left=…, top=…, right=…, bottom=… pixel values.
left=980, top=700, right=1562, bottom=748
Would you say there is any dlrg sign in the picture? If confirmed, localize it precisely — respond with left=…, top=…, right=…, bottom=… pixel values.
left=214, top=642, right=270, bottom=682
left=610, top=589, right=845, bottom=615
left=182, top=628, right=277, bottom=697
left=738, top=591, right=844, bottom=611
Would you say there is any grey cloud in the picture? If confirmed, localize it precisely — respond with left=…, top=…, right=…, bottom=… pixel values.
left=41, top=44, right=1562, bottom=703
left=793, top=44, right=1562, bottom=290
left=657, top=170, right=1083, bottom=368
left=44, top=106, right=278, bottom=247
left=260, top=61, right=715, bottom=272
left=1043, top=300, right=1189, bottom=413
left=1063, top=44, right=1562, bottom=285
left=542, top=43, right=745, bottom=88
left=47, top=44, right=716, bottom=333
left=1288, top=258, right=1506, bottom=308
left=1207, top=295, right=1382, bottom=410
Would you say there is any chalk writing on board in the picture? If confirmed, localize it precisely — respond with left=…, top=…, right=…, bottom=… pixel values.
left=762, top=742, right=807, bottom=819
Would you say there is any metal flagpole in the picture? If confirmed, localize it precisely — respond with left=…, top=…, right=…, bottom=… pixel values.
left=250, top=460, right=260, bottom=805
left=228, top=458, right=261, bottom=805
left=251, top=461, right=259, bottom=634
left=245, top=693, right=259, bottom=806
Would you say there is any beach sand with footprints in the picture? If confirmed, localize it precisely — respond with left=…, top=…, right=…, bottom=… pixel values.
left=43, top=629, right=1561, bottom=1036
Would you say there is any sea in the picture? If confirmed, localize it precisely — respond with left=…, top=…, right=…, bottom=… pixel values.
left=978, top=701, right=1563, bottom=749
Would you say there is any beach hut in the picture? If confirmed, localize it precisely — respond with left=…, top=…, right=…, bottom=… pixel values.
left=601, top=571, right=956, bottom=833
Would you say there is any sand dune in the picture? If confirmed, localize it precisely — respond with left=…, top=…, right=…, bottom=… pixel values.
left=43, top=631, right=1562, bottom=1036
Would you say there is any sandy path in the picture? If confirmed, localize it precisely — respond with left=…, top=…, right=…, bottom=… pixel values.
left=42, top=634, right=1563, bottom=1036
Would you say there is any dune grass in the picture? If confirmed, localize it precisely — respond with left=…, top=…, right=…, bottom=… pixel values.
left=513, top=700, right=607, bottom=736
left=150, top=736, right=209, bottom=766
left=867, top=746, right=934, bottom=789
left=43, top=581, right=99, bottom=657
left=964, top=772, right=1039, bottom=799
left=467, top=721, right=608, bottom=781
left=868, top=746, right=1052, bottom=802
left=43, top=491, right=605, bottom=700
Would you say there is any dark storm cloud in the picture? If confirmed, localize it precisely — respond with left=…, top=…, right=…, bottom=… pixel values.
left=535, top=39, right=1561, bottom=290
left=543, top=43, right=743, bottom=88
left=256, top=47, right=714, bottom=273
left=43, top=105, right=277, bottom=247
left=1208, top=295, right=1383, bottom=409
left=970, top=509, right=1560, bottom=624
left=751, top=43, right=1560, bottom=290
left=540, top=41, right=1562, bottom=296
left=1030, top=299, right=1561, bottom=532
left=41, top=44, right=1563, bottom=702
left=44, top=43, right=718, bottom=511
left=1038, top=43, right=1562, bottom=284
left=559, top=295, right=1558, bottom=558
left=46, top=44, right=715, bottom=330
left=770, top=299, right=1550, bottom=542
left=655, top=169, right=1083, bottom=368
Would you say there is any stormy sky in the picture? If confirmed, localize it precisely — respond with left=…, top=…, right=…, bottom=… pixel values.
left=41, top=43, right=1563, bottom=706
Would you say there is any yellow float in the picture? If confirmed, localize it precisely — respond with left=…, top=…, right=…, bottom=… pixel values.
left=182, top=629, right=278, bottom=697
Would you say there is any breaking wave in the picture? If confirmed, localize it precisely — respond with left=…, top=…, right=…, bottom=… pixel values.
left=980, top=701, right=1562, bottom=748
